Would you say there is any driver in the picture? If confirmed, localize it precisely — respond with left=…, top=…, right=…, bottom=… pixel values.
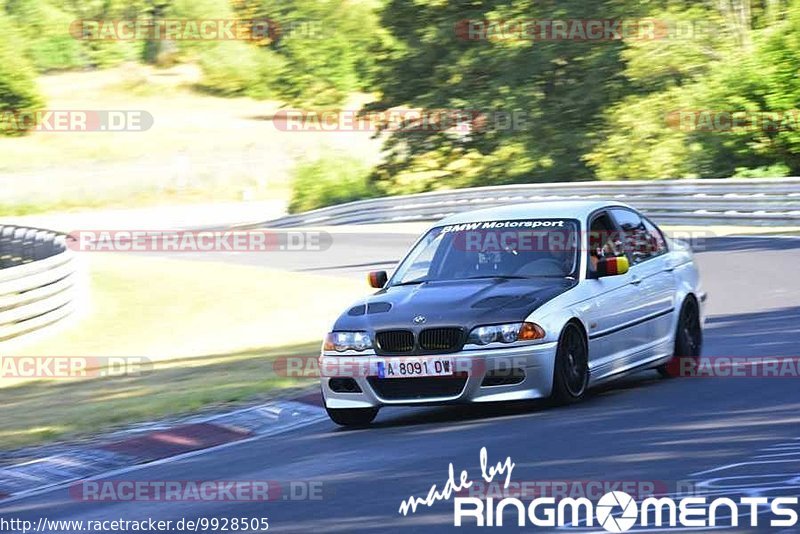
left=544, top=230, right=576, bottom=274
left=589, top=230, right=621, bottom=269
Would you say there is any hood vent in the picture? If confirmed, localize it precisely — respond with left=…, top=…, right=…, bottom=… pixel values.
left=347, top=305, right=366, bottom=316
left=367, top=302, right=392, bottom=314
left=472, top=294, right=537, bottom=309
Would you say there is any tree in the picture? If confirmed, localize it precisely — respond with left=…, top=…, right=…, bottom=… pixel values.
left=369, top=0, right=635, bottom=192
left=588, top=0, right=800, bottom=179
left=0, top=14, right=44, bottom=136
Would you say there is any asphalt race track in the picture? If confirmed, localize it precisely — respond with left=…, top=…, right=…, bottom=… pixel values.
left=1, top=234, right=799, bottom=533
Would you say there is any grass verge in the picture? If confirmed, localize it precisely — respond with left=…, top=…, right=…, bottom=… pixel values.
left=0, top=343, right=318, bottom=451
left=1, top=252, right=366, bottom=450
left=14, top=253, right=365, bottom=360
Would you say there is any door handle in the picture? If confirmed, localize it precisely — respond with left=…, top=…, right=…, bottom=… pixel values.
left=630, top=275, right=642, bottom=286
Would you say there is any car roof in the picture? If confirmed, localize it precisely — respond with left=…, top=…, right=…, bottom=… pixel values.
left=435, top=200, right=634, bottom=226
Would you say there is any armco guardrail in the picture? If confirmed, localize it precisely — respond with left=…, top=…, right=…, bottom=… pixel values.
left=0, top=225, right=80, bottom=344
left=265, top=177, right=800, bottom=228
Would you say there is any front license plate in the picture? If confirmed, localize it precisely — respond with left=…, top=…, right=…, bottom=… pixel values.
left=377, top=358, right=454, bottom=379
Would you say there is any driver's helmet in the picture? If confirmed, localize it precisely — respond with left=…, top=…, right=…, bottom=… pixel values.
left=544, top=228, right=576, bottom=264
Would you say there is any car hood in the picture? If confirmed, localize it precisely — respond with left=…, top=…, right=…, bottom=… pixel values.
left=332, top=278, right=576, bottom=332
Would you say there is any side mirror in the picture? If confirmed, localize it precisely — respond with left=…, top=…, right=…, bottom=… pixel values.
left=367, top=270, right=388, bottom=288
left=596, top=255, right=630, bottom=277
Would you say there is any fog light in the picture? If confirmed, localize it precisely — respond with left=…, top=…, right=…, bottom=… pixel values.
left=481, top=368, right=526, bottom=387
left=329, top=378, right=362, bottom=393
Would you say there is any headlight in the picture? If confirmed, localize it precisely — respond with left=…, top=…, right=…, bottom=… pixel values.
left=323, top=331, right=373, bottom=352
left=466, top=322, right=545, bottom=346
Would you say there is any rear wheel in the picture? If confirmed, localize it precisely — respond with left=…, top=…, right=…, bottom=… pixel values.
left=326, top=407, right=379, bottom=427
left=658, top=298, right=702, bottom=378
left=551, top=323, right=589, bottom=404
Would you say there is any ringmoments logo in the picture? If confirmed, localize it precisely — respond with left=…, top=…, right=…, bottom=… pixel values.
left=397, top=447, right=800, bottom=531
left=452, top=491, right=799, bottom=530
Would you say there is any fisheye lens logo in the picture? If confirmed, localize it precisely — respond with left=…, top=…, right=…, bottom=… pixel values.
left=596, top=491, right=638, bottom=532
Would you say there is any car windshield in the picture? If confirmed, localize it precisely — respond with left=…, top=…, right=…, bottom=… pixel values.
left=390, top=219, right=580, bottom=285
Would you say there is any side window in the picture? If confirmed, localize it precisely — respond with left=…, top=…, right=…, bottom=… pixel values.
left=642, top=217, right=668, bottom=257
left=587, top=213, right=623, bottom=272
left=609, top=208, right=661, bottom=265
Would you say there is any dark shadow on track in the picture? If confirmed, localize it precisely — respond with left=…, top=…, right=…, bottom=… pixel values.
left=704, top=306, right=800, bottom=357
left=334, top=368, right=670, bottom=432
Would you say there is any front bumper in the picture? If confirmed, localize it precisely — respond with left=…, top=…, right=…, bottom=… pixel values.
left=320, top=342, right=558, bottom=409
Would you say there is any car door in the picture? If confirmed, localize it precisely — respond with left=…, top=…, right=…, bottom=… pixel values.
left=608, top=208, right=677, bottom=364
left=581, top=210, right=649, bottom=381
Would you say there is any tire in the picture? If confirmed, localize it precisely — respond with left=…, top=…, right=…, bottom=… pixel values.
left=551, top=322, right=589, bottom=404
left=658, top=297, right=702, bottom=378
left=326, top=407, right=379, bottom=427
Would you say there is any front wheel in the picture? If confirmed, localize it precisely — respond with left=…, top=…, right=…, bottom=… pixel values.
left=658, top=298, right=702, bottom=378
left=326, top=407, right=379, bottom=427
left=551, top=323, right=589, bottom=404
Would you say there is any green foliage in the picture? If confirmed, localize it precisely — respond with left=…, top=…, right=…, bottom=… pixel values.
left=196, top=40, right=287, bottom=98
left=2, top=0, right=800, bottom=183
left=371, top=0, right=800, bottom=192
left=5, top=0, right=84, bottom=70
left=271, top=0, right=385, bottom=106
left=165, top=0, right=234, bottom=62
left=5, top=0, right=143, bottom=70
left=216, top=0, right=385, bottom=107
left=585, top=89, right=705, bottom=180
left=733, top=164, right=791, bottom=178
left=0, top=14, right=44, bottom=136
left=588, top=0, right=800, bottom=179
left=370, top=0, right=633, bottom=192
left=288, top=156, right=381, bottom=213
left=619, top=6, right=737, bottom=92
